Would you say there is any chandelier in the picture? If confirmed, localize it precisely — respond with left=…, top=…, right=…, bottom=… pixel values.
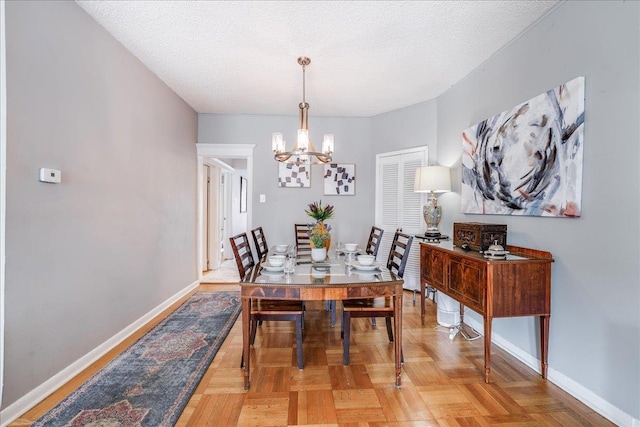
left=272, top=57, right=334, bottom=165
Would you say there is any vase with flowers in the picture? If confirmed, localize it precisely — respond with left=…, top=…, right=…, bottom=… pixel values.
left=305, top=200, right=334, bottom=260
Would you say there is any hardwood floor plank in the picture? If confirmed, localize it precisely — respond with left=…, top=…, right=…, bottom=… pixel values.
left=376, top=385, right=435, bottom=422
left=294, top=390, right=339, bottom=424
left=9, top=287, right=614, bottom=427
left=459, top=383, right=526, bottom=416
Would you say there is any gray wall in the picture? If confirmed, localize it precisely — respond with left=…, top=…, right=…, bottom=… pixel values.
left=435, top=0, right=639, bottom=420
left=372, top=99, right=438, bottom=163
left=201, top=2, right=640, bottom=421
left=3, top=1, right=198, bottom=408
left=198, top=114, right=374, bottom=247
left=3, top=0, right=637, bottom=421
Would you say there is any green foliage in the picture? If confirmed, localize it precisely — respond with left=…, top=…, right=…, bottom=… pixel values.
left=305, top=200, right=335, bottom=222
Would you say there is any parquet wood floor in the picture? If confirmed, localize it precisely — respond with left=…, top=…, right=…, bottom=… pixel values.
left=10, top=284, right=613, bottom=426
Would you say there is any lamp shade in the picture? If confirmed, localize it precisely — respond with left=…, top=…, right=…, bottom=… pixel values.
left=414, top=166, right=451, bottom=193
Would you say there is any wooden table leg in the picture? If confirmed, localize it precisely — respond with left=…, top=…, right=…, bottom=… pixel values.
left=540, top=315, right=550, bottom=379
left=242, top=297, right=251, bottom=390
left=394, top=287, right=403, bottom=387
left=484, top=315, right=492, bottom=383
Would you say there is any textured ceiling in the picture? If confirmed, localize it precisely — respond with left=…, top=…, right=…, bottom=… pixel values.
left=75, top=0, right=559, bottom=117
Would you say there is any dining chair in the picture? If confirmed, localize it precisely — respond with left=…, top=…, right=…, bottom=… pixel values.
left=341, top=230, right=413, bottom=365
left=230, top=232, right=305, bottom=369
left=365, top=226, right=384, bottom=257
left=294, top=223, right=313, bottom=258
left=251, top=226, right=269, bottom=261
left=296, top=223, right=337, bottom=326
left=327, top=226, right=385, bottom=328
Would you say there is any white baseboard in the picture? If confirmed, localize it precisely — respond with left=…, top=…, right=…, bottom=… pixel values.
left=0, top=280, right=200, bottom=427
left=463, top=316, right=639, bottom=427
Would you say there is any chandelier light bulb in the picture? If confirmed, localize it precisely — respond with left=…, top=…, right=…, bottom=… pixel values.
left=272, top=132, right=284, bottom=153
left=322, top=134, right=334, bottom=155
left=297, top=129, right=309, bottom=152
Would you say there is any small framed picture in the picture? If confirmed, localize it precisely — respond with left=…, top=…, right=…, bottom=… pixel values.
left=240, top=177, right=247, bottom=212
left=324, top=163, right=355, bottom=195
left=278, top=162, right=311, bottom=188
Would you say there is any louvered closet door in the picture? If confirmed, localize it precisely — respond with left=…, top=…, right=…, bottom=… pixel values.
left=375, top=148, right=427, bottom=291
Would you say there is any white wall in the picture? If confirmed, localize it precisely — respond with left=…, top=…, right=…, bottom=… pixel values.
left=2, top=1, right=198, bottom=409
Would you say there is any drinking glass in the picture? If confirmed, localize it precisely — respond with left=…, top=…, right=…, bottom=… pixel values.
left=284, top=257, right=295, bottom=274
left=345, top=251, right=355, bottom=265
left=285, top=246, right=297, bottom=274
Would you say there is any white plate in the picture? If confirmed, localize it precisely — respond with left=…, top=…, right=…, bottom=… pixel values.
left=261, top=262, right=284, bottom=272
left=356, top=272, right=378, bottom=280
left=336, top=248, right=360, bottom=254
left=351, top=261, right=381, bottom=271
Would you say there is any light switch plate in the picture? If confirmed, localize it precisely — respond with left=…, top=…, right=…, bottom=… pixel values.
left=39, top=168, right=62, bottom=183
left=260, top=194, right=266, bottom=203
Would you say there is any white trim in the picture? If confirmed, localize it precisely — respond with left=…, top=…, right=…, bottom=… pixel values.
left=205, top=157, right=235, bottom=173
left=196, top=143, right=255, bottom=158
left=0, top=280, right=200, bottom=427
left=463, top=315, right=639, bottom=427
left=375, top=145, right=429, bottom=159
left=196, top=143, right=255, bottom=277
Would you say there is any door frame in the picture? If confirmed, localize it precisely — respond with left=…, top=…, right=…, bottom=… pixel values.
left=196, top=143, right=255, bottom=278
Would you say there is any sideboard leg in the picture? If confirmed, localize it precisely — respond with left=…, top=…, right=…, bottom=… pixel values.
left=540, top=315, right=550, bottom=379
left=420, top=281, right=426, bottom=326
left=484, top=315, right=492, bottom=383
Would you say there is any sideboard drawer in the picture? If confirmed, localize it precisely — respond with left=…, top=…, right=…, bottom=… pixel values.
left=421, top=246, right=446, bottom=292
left=448, top=255, right=485, bottom=313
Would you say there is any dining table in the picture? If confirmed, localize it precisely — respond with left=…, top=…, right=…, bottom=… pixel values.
left=240, top=246, right=405, bottom=390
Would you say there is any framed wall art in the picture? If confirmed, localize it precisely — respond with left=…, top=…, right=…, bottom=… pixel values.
left=278, top=162, right=310, bottom=188
left=324, top=163, right=355, bottom=195
left=461, top=76, right=585, bottom=217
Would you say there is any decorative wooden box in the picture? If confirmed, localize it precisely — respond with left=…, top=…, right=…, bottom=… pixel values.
left=453, top=222, right=507, bottom=252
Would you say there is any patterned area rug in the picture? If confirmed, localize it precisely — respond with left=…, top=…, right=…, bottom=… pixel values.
left=33, top=291, right=240, bottom=427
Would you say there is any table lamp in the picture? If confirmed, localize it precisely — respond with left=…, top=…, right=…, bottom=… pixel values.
left=414, top=166, right=451, bottom=237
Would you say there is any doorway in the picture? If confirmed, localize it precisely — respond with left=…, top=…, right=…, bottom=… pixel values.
left=196, top=143, right=255, bottom=278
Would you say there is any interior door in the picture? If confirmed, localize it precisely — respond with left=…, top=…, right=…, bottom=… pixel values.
left=202, top=164, right=211, bottom=271
left=375, top=147, right=427, bottom=291
left=220, top=171, right=232, bottom=261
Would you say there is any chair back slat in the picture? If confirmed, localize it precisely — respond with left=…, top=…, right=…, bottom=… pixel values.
left=386, top=230, right=414, bottom=278
left=251, top=226, right=268, bottom=260
left=294, top=223, right=313, bottom=256
left=229, top=233, right=255, bottom=280
left=365, top=226, right=384, bottom=257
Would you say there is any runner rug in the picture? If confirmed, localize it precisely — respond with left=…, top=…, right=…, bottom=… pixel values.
left=33, top=291, right=241, bottom=427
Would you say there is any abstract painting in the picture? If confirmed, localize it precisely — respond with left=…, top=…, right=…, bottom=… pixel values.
left=278, top=162, right=310, bottom=188
left=324, top=163, right=355, bottom=195
left=461, top=76, right=585, bottom=217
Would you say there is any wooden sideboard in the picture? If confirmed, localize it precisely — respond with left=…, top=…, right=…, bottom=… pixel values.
left=419, top=241, right=553, bottom=383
